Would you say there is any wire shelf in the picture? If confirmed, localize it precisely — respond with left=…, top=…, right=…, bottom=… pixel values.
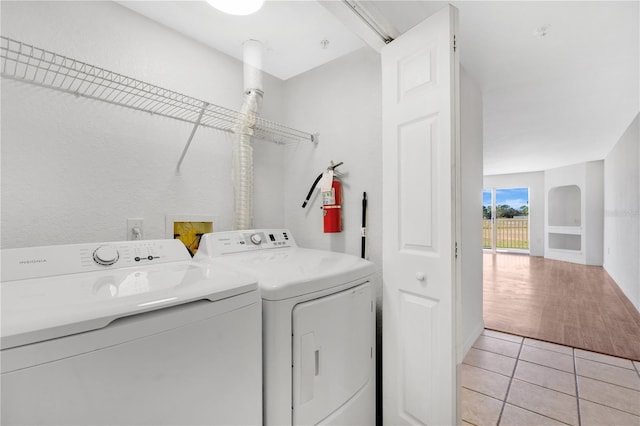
left=0, top=36, right=317, bottom=145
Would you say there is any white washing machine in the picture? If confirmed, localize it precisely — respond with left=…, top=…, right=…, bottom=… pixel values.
left=194, top=229, right=376, bottom=426
left=1, top=239, right=262, bottom=426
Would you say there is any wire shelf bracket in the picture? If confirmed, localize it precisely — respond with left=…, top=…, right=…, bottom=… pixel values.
left=1, top=36, right=318, bottom=169
left=176, top=101, right=209, bottom=174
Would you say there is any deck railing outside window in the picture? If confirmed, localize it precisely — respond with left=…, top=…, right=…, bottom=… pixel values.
left=483, top=218, right=529, bottom=250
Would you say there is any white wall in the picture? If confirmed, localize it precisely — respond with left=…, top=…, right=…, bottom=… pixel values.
left=281, top=48, right=382, bottom=261
left=460, top=68, right=484, bottom=354
left=281, top=47, right=382, bottom=312
left=604, top=113, right=640, bottom=311
left=483, top=172, right=545, bottom=256
left=1, top=1, right=287, bottom=248
left=585, top=161, right=604, bottom=265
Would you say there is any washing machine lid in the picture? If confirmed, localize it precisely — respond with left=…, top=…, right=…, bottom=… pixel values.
left=202, top=247, right=374, bottom=301
left=1, top=239, right=258, bottom=349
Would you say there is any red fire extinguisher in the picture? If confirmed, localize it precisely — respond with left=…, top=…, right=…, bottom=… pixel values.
left=302, top=161, right=343, bottom=233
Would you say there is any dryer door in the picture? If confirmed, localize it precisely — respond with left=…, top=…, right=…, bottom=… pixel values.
left=292, top=281, right=374, bottom=425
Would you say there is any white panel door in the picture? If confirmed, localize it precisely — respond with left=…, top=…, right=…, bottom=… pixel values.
left=382, top=5, right=460, bottom=426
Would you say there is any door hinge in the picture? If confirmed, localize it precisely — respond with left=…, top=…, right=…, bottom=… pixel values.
left=455, top=242, right=459, bottom=258
left=453, top=35, right=457, bottom=52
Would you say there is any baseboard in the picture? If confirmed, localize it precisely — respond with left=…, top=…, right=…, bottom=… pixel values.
left=462, top=320, right=485, bottom=359
left=603, top=265, right=640, bottom=314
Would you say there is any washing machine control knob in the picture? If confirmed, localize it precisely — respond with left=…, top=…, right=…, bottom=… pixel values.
left=93, top=245, right=120, bottom=266
left=250, top=234, right=262, bottom=245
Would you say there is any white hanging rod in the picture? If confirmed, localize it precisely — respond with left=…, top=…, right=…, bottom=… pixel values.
left=0, top=36, right=318, bottom=146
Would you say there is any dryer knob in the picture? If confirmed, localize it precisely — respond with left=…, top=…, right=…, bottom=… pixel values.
left=250, top=234, right=262, bottom=245
left=93, top=245, right=120, bottom=266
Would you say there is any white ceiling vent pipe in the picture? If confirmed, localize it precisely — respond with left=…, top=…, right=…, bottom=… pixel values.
left=233, top=39, right=264, bottom=230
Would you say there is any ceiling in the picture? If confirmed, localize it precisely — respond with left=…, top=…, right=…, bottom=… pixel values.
left=119, top=1, right=639, bottom=176
left=117, top=0, right=366, bottom=80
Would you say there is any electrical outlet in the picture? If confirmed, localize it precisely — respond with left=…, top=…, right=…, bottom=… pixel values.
left=127, top=218, right=144, bottom=240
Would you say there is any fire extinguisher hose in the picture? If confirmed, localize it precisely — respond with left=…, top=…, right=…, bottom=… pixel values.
left=302, top=173, right=323, bottom=208
left=301, top=162, right=344, bottom=208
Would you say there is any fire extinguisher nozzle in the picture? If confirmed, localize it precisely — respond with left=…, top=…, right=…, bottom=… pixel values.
left=302, top=201, right=308, bottom=208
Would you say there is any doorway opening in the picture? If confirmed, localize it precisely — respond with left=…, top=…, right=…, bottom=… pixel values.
left=482, top=187, right=529, bottom=253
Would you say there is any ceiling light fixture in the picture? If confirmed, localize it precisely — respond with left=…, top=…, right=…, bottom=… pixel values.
left=206, top=0, right=265, bottom=16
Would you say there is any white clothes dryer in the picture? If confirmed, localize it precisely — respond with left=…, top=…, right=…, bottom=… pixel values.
left=1, top=239, right=262, bottom=426
left=195, top=229, right=376, bottom=426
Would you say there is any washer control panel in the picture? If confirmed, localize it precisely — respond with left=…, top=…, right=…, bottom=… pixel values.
left=82, top=241, right=169, bottom=269
left=250, top=233, right=263, bottom=245
left=93, top=245, right=120, bottom=265
left=196, top=229, right=297, bottom=257
left=1, top=239, right=191, bottom=282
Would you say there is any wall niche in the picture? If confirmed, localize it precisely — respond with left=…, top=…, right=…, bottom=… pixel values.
left=544, top=161, right=603, bottom=265
left=548, top=185, right=581, bottom=227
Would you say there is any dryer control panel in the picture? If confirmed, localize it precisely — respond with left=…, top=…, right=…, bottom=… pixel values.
left=1, top=239, right=191, bottom=282
left=196, top=229, right=298, bottom=257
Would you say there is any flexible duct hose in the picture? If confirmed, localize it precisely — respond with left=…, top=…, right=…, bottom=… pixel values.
left=232, top=40, right=263, bottom=230
left=232, top=88, right=262, bottom=230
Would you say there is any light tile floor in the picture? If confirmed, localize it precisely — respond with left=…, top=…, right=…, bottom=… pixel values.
left=462, top=329, right=640, bottom=426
